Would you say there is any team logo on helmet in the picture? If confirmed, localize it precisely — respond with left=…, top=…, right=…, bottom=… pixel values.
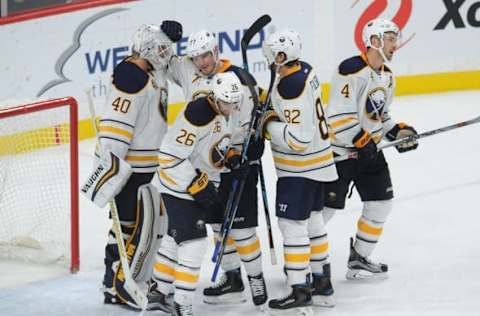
left=365, top=87, right=386, bottom=121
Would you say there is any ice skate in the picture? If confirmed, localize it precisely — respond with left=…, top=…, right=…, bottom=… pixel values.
left=203, top=268, right=247, bottom=304
left=346, top=237, right=388, bottom=280
left=268, top=283, right=313, bottom=316
left=248, top=273, right=268, bottom=308
left=311, top=263, right=335, bottom=307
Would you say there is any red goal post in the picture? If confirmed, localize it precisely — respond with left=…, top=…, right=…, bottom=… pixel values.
left=0, top=97, right=79, bottom=273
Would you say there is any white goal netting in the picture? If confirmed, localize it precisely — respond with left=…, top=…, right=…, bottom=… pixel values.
left=0, top=98, right=79, bottom=272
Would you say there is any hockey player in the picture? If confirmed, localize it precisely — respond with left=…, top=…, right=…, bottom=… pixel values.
left=149, top=29, right=267, bottom=309
left=259, top=29, right=338, bottom=314
left=323, top=19, right=419, bottom=280
left=81, top=22, right=182, bottom=307
left=151, top=72, right=244, bottom=315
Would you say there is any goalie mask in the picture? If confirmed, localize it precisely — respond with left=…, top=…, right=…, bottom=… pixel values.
left=132, top=24, right=173, bottom=70
left=262, top=29, right=302, bottom=66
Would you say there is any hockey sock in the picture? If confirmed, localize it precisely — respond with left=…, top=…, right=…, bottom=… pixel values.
left=211, top=223, right=242, bottom=272
left=153, top=234, right=177, bottom=295
left=278, top=218, right=311, bottom=285
left=231, top=228, right=262, bottom=277
left=355, top=200, right=392, bottom=257
left=308, top=211, right=330, bottom=274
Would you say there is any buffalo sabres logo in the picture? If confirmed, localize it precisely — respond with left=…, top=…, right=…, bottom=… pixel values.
left=210, top=134, right=232, bottom=169
left=365, top=87, right=387, bottom=121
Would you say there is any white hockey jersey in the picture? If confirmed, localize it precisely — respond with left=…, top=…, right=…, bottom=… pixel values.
left=327, top=54, right=398, bottom=155
left=96, top=59, right=168, bottom=173
left=266, top=61, right=338, bottom=182
left=167, top=57, right=259, bottom=164
left=155, top=97, right=237, bottom=201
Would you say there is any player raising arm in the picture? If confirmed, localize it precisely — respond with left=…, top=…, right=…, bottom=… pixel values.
left=81, top=22, right=182, bottom=307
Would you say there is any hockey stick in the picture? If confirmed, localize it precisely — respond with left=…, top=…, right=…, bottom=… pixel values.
left=86, top=90, right=148, bottom=310
left=240, top=14, right=277, bottom=266
left=334, top=115, right=480, bottom=163
left=211, top=15, right=272, bottom=282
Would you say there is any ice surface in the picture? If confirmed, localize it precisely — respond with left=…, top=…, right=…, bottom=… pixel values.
left=1, top=91, right=479, bottom=315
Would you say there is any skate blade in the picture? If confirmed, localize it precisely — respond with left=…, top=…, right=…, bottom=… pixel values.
left=346, top=269, right=388, bottom=281
left=267, top=306, right=313, bottom=316
left=312, top=294, right=335, bottom=308
left=203, top=292, right=247, bottom=305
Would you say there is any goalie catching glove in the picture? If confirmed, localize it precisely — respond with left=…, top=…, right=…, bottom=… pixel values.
left=187, top=169, right=221, bottom=211
left=81, top=152, right=132, bottom=208
left=386, top=123, right=419, bottom=153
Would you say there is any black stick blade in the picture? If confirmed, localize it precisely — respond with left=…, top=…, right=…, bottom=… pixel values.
left=241, top=14, right=272, bottom=53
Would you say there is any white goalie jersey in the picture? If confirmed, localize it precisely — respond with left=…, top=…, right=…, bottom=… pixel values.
left=155, top=97, right=237, bottom=201
left=96, top=59, right=169, bottom=173
left=266, top=61, right=337, bottom=182
left=327, top=54, right=398, bottom=155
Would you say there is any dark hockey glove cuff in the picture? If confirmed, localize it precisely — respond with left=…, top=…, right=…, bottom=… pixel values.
left=353, top=129, right=378, bottom=162
left=225, top=149, right=249, bottom=180
left=386, top=123, right=419, bottom=153
left=187, top=169, right=220, bottom=210
left=161, top=20, right=183, bottom=43
left=246, top=137, right=265, bottom=161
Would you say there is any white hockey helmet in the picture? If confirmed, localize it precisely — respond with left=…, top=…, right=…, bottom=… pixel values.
left=212, top=72, right=242, bottom=105
left=362, top=18, right=400, bottom=49
left=186, top=30, right=218, bottom=58
left=132, top=24, right=173, bottom=69
left=262, top=28, right=302, bottom=66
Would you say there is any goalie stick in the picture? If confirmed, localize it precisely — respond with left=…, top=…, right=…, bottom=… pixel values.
left=86, top=90, right=148, bottom=310
left=211, top=14, right=273, bottom=282
left=334, top=115, right=480, bottom=163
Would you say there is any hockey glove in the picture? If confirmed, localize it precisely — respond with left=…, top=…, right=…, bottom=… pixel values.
left=161, top=20, right=183, bottom=43
left=246, top=137, right=265, bottom=161
left=258, top=109, right=280, bottom=139
left=187, top=169, right=221, bottom=211
left=353, top=129, right=378, bottom=163
left=386, top=123, right=419, bottom=153
left=225, top=148, right=249, bottom=180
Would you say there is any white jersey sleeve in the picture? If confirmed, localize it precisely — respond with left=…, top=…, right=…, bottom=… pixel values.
left=266, top=62, right=337, bottom=182
left=327, top=55, right=397, bottom=155
left=98, top=60, right=168, bottom=173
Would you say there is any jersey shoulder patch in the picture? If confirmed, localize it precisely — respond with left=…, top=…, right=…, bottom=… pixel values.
left=225, top=65, right=257, bottom=86
left=338, top=56, right=367, bottom=75
left=277, top=61, right=312, bottom=100
left=184, top=97, right=217, bottom=126
left=112, top=61, right=149, bottom=94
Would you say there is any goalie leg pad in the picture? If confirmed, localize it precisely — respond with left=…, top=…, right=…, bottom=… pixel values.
left=81, top=152, right=132, bottom=208
left=114, top=183, right=164, bottom=304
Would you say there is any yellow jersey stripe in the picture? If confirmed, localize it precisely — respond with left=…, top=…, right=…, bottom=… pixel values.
left=126, top=155, right=158, bottom=162
left=158, top=170, right=178, bottom=186
left=330, top=117, right=357, bottom=128
left=99, top=126, right=133, bottom=139
left=287, top=139, right=308, bottom=152
left=358, top=219, right=383, bottom=236
left=236, top=240, right=260, bottom=255
left=273, top=151, right=333, bottom=167
left=284, top=253, right=310, bottom=263
left=154, top=262, right=175, bottom=276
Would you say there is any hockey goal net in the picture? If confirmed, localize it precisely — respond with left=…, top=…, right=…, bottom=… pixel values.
left=0, top=97, right=79, bottom=273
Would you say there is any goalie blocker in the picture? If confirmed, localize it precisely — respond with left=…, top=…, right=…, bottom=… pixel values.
left=81, top=153, right=166, bottom=307
left=81, top=152, right=132, bottom=209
